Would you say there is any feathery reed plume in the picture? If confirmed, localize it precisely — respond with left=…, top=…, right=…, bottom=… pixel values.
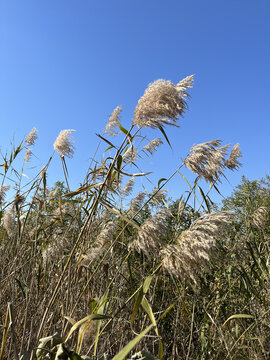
left=149, top=189, right=167, bottom=206
left=25, top=127, right=38, bottom=146
left=225, top=143, right=242, bottom=170
left=53, top=129, right=75, bottom=158
left=129, top=208, right=172, bottom=256
left=129, top=192, right=146, bottom=216
left=42, top=234, right=69, bottom=265
left=122, top=145, right=137, bottom=164
left=143, top=138, right=163, bottom=155
left=24, top=149, right=32, bottom=163
left=161, top=211, right=233, bottom=282
left=0, top=185, right=10, bottom=204
left=2, top=207, right=16, bottom=237
left=252, top=206, right=268, bottom=228
left=81, top=221, right=116, bottom=265
left=184, top=140, right=231, bottom=182
left=104, top=106, right=122, bottom=136
left=133, top=75, right=193, bottom=129
left=120, top=177, right=135, bottom=196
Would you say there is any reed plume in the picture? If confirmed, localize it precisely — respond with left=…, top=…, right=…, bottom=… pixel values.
left=161, top=211, right=233, bottom=282
left=0, top=185, right=10, bottom=204
left=104, top=106, right=122, bottom=136
left=143, top=138, right=163, bottom=155
left=24, top=149, right=32, bottom=163
left=129, top=208, right=172, bottom=256
left=53, top=129, right=75, bottom=158
left=184, top=140, right=241, bottom=183
left=25, top=127, right=38, bottom=146
left=252, top=206, right=268, bottom=228
left=133, top=75, right=193, bottom=129
left=2, top=207, right=16, bottom=237
left=225, top=143, right=242, bottom=170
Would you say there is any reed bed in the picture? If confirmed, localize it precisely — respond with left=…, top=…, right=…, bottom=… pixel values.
left=0, top=75, right=270, bottom=360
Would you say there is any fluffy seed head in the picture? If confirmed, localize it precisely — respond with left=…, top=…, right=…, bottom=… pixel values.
left=0, top=185, right=10, bottom=204
left=81, top=221, right=116, bottom=266
left=184, top=140, right=231, bottom=182
left=133, top=75, right=193, bottom=129
left=161, top=211, right=233, bottom=282
left=129, top=208, right=172, bottom=256
left=53, top=129, right=75, bottom=158
left=24, top=149, right=32, bottom=163
left=129, top=192, right=146, bottom=216
left=120, top=177, right=135, bottom=196
left=104, top=106, right=122, bottom=136
left=225, top=143, right=242, bottom=170
left=143, top=138, right=163, bottom=155
left=252, top=206, right=268, bottom=228
left=2, top=207, right=16, bottom=237
left=149, top=189, right=168, bottom=206
left=122, top=145, right=137, bottom=164
left=25, top=128, right=38, bottom=146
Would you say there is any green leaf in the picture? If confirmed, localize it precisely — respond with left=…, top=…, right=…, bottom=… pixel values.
left=65, top=314, right=111, bottom=342
left=117, top=121, right=131, bottom=139
left=143, top=275, right=153, bottom=294
left=131, top=288, right=143, bottom=328
left=158, top=125, right=172, bottom=150
left=141, top=297, right=163, bottom=359
left=117, top=155, right=122, bottom=172
left=197, top=185, right=211, bottom=213
left=112, top=324, right=154, bottom=360
left=223, top=314, right=253, bottom=326
left=158, top=178, right=167, bottom=188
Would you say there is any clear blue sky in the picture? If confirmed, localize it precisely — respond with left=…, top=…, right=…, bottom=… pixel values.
left=1, top=0, right=269, bottom=204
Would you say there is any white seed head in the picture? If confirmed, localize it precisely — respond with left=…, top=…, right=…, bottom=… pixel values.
left=129, top=208, right=172, bottom=256
left=2, top=207, right=16, bottom=237
left=143, top=138, right=163, bottom=155
left=225, top=143, right=242, bottom=170
left=122, top=145, right=137, bottom=164
left=129, top=192, right=146, bottom=217
left=53, top=129, right=75, bottom=158
left=25, top=128, right=38, bottom=146
left=252, top=206, right=268, bottom=228
left=0, top=185, right=10, bottom=204
left=120, top=177, right=135, bottom=196
left=104, top=106, right=122, bottom=136
left=133, top=75, right=193, bottom=129
left=24, top=149, right=32, bottom=163
left=149, top=189, right=168, bottom=206
left=161, top=211, right=233, bottom=282
left=184, top=140, right=230, bottom=183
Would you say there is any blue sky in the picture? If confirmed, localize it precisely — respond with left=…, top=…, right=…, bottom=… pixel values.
left=1, top=0, right=269, bottom=205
